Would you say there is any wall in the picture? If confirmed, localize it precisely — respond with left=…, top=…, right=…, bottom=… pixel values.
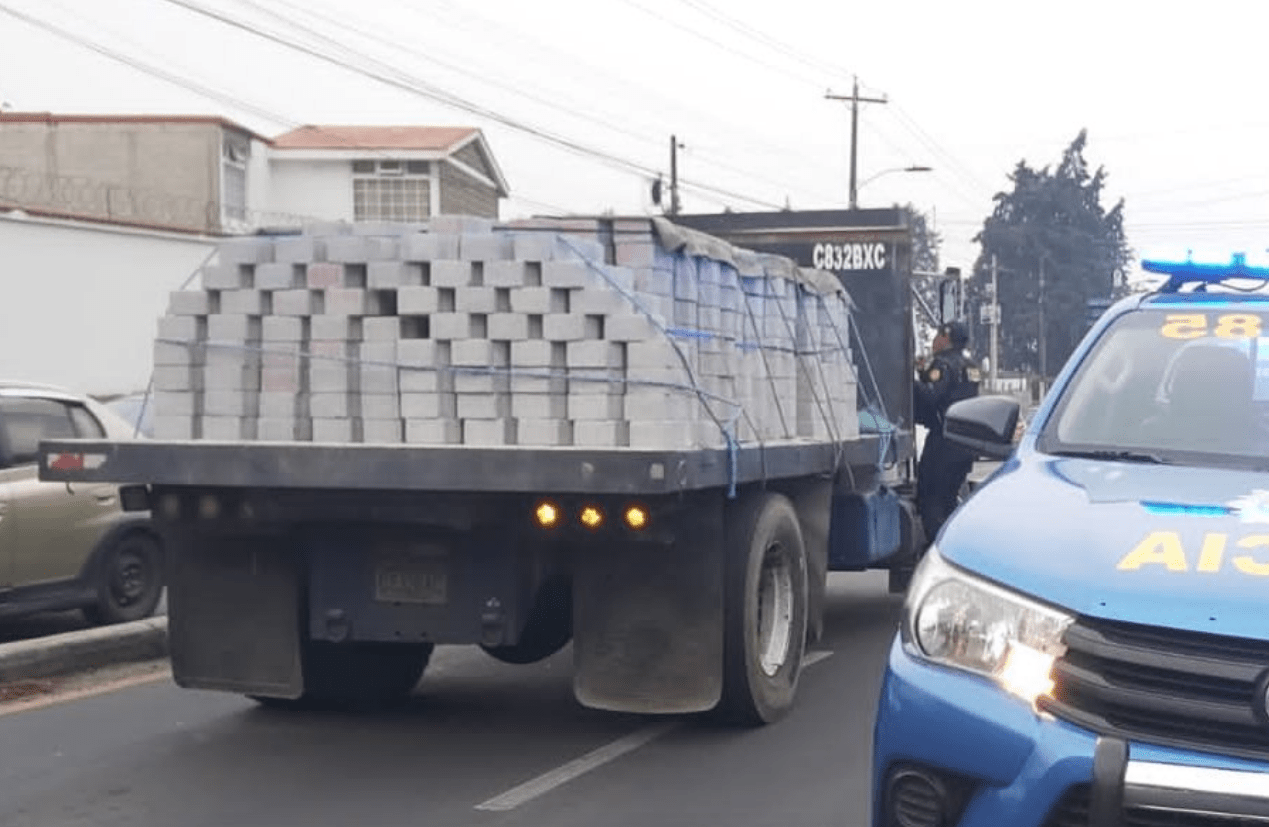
left=0, top=213, right=215, bottom=396
left=245, top=136, right=274, bottom=224
left=264, top=159, right=355, bottom=224
left=439, top=161, right=498, bottom=218
left=0, top=121, right=221, bottom=233
left=452, top=140, right=495, bottom=181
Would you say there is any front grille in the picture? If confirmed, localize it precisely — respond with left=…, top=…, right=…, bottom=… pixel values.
left=1041, top=618, right=1269, bottom=762
left=1044, top=785, right=1269, bottom=827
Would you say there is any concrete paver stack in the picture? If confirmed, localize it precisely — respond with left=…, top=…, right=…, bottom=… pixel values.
left=150, top=215, right=859, bottom=451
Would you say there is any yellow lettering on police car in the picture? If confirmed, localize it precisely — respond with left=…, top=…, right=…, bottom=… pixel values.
left=1158, top=313, right=1265, bottom=340
left=1160, top=314, right=1207, bottom=340
left=1233, top=535, right=1269, bottom=576
left=1197, top=533, right=1226, bottom=573
left=1117, top=531, right=1188, bottom=571
left=1213, top=314, right=1263, bottom=340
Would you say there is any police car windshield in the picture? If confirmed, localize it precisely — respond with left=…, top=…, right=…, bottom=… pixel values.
left=1043, top=305, right=1269, bottom=467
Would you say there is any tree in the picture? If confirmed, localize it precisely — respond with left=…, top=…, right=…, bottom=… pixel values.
left=967, top=131, right=1132, bottom=376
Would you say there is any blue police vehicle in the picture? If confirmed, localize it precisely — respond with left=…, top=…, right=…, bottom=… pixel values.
left=873, top=255, right=1269, bottom=826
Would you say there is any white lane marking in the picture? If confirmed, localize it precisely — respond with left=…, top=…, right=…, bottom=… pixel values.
left=476, top=649, right=835, bottom=811
left=802, top=650, right=833, bottom=668
left=475, top=721, right=680, bottom=811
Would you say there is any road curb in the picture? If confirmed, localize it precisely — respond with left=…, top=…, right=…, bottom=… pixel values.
left=0, top=617, right=168, bottom=683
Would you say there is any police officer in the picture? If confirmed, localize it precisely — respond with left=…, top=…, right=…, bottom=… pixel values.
left=914, top=320, right=980, bottom=545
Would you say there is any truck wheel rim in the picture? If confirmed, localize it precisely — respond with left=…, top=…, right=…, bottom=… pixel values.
left=757, top=543, right=794, bottom=677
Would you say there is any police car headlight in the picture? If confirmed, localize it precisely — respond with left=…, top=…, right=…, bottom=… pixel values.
left=903, top=546, right=1073, bottom=705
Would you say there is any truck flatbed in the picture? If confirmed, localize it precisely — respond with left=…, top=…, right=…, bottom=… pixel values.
left=39, top=432, right=907, bottom=495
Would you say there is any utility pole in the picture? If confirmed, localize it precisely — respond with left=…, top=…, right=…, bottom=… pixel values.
left=990, top=254, right=999, bottom=393
left=669, top=135, right=684, bottom=216
left=825, top=78, right=887, bottom=208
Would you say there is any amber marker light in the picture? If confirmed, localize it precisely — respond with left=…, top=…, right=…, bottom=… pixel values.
left=579, top=506, right=604, bottom=529
left=624, top=505, right=649, bottom=530
left=535, top=502, right=560, bottom=528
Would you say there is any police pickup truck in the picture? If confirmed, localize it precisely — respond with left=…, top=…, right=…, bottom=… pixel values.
left=873, top=256, right=1269, bottom=826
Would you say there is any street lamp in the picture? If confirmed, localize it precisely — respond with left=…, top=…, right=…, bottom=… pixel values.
left=854, top=165, right=933, bottom=205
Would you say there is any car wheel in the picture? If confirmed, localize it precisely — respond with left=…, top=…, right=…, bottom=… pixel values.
left=84, top=533, right=164, bottom=625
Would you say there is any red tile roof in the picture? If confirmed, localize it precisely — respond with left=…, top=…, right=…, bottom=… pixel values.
left=271, top=125, right=479, bottom=151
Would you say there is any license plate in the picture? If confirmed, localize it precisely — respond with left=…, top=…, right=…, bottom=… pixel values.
left=374, top=554, right=447, bottom=605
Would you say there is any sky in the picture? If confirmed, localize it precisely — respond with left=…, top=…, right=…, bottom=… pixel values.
left=3, top=0, right=1269, bottom=284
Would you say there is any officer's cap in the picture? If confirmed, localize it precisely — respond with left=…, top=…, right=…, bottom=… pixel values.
left=939, top=321, right=969, bottom=347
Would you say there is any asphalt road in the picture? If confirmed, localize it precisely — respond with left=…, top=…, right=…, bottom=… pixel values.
left=0, top=572, right=901, bottom=827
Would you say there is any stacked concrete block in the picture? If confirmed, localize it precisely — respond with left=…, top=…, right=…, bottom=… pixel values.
left=146, top=216, right=861, bottom=450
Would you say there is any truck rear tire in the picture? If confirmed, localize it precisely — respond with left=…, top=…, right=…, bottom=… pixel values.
left=253, top=641, right=432, bottom=710
left=716, top=492, right=808, bottom=726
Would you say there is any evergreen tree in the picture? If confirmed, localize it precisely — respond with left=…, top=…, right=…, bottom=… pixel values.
left=968, top=131, right=1132, bottom=375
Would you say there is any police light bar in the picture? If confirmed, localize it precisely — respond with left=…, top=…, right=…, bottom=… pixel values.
left=1142, top=253, right=1269, bottom=293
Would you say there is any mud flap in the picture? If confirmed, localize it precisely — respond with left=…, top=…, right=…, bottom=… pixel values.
left=164, top=525, right=304, bottom=698
left=572, top=491, right=725, bottom=715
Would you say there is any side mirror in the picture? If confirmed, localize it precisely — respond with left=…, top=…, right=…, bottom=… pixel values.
left=945, top=395, right=1020, bottom=460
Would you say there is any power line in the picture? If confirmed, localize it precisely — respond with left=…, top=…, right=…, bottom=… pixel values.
left=676, top=0, right=851, bottom=82
left=238, top=0, right=841, bottom=208
left=618, top=0, right=823, bottom=89
left=888, top=104, right=997, bottom=201
left=0, top=1, right=476, bottom=178
left=237, top=0, right=662, bottom=152
left=0, top=1, right=287, bottom=130
left=420, top=0, right=832, bottom=173
left=646, top=1, right=994, bottom=211
left=161, top=0, right=784, bottom=211
left=0, top=1, right=577, bottom=220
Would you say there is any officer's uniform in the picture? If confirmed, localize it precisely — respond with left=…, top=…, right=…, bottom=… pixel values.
left=914, top=323, right=980, bottom=545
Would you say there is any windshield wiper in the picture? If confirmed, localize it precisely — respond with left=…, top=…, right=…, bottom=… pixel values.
left=1049, top=448, right=1171, bottom=464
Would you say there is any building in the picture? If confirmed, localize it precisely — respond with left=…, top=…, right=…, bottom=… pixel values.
left=0, top=112, right=510, bottom=234
left=0, top=112, right=510, bottom=395
left=266, top=124, right=508, bottom=224
left=0, top=112, right=270, bottom=235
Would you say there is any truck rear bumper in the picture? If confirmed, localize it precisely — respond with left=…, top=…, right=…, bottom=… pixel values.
left=872, top=637, right=1269, bottom=827
left=158, top=489, right=729, bottom=714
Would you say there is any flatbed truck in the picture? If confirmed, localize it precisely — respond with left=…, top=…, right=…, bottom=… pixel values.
left=40, top=208, right=953, bottom=725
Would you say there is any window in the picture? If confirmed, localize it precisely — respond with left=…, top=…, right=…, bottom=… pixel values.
left=0, top=397, right=77, bottom=466
left=222, top=133, right=250, bottom=224
left=69, top=405, right=106, bottom=439
left=1043, top=307, right=1269, bottom=465
left=353, top=159, right=431, bottom=221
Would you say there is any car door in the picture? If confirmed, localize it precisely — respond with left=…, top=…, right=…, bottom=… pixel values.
left=0, top=396, right=117, bottom=587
